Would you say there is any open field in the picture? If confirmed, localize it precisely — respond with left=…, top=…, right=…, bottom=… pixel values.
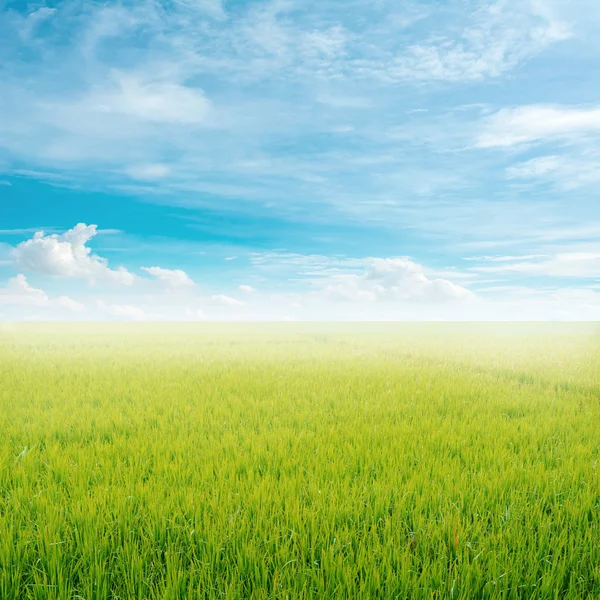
left=1, top=323, right=600, bottom=599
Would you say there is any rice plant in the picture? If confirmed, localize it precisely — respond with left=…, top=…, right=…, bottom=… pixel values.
left=0, top=323, right=599, bottom=599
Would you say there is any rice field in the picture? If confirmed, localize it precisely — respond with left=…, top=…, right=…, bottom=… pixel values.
left=1, top=323, right=599, bottom=599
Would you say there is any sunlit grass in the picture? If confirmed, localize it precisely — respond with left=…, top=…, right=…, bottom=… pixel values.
left=1, top=323, right=599, bottom=599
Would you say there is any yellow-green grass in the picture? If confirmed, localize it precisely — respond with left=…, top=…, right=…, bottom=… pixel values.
left=1, top=323, right=599, bottom=599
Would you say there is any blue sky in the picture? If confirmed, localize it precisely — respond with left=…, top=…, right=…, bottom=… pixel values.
left=1, top=0, right=600, bottom=320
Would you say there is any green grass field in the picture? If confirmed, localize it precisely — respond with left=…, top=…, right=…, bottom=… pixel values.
left=1, top=323, right=599, bottom=599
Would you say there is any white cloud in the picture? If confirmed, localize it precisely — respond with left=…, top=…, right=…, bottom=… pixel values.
left=302, top=25, right=348, bottom=59
left=87, top=71, right=211, bottom=125
left=125, top=164, right=171, bottom=180
left=17, top=6, right=57, bottom=41
left=477, top=105, right=600, bottom=148
left=463, top=254, right=546, bottom=262
left=321, top=258, right=474, bottom=303
left=250, top=251, right=370, bottom=273
left=97, top=299, right=144, bottom=320
left=470, top=252, right=600, bottom=278
left=28, top=7, right=57, bottom=21
left=0, top=274, right=48, bottom=306
left=388, top=0, right=570, bottom=82
left=211, top=294, right=244, bottom=307
left=0, top=228, right=56, bottom=235
left=184, top=306, right=207, bottom=320
left=239, top=284, right=257, bottom=294
left=183, top=0, right=227, bottom=20
left=250, top=252, right=475, bottom=303
left=0, top=274, right=83, bottom=312
left=506, top=155, right=562, bottom=177
left=141, top=266, right=195, bottom=288
left=506, top=154, right=600, bottom=189
left=13, top=224, right=136, bottom=285
left=56, top=295, right=85, bottom=311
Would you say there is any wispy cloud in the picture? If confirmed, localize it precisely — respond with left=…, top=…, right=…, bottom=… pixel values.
left=211, top=294, right=244, bottom=307
left=463, top=254, right=547, bottom=262
left=385, top=0, right=570, bottom=82
left=141, top=266, right=195, bottom=289
left=0, top=227, right=58, bottom=235
left=0, top=0, right=574, bottom=221
left=477, top=104, right=600, bottom=148
left=83, top=71, right=211, bottom=125
left=239, top=284, right=257, bottom=294
left=124, top=164, right=171, bottom=180
left=506, top=153, right=600, bottom=189
left=469, top=252, right=600, bottom=278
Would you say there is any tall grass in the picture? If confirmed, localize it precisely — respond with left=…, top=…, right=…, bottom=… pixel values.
left=0, top=323, right=599, bottom=599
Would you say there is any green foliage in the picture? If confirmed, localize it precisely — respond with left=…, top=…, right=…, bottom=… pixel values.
left=1, top=323, right=599, bottom=599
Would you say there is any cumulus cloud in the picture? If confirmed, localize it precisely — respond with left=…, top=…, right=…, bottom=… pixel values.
left=0, top=274, right=83, bottom=312
left=13, top=224, right=135, bottom=285
left=322, top=258, right=474, bottom=303
left=0, top=274, right=48, bottom=306
left=141, top=266, right=195, bottom=288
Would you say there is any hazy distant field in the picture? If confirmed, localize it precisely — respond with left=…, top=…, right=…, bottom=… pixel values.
left=1, top=323, right=599, bottom=599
